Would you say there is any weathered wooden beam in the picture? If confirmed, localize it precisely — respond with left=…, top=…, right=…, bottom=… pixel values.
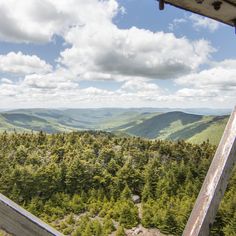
left=0, top=193, right=63, bottom=236
left=163, top=0, right=236, bottom=27
left=183, top=106, right=236, bottom=236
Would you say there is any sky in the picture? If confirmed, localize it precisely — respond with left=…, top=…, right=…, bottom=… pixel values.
left=0, top=0, right=235, bottom=109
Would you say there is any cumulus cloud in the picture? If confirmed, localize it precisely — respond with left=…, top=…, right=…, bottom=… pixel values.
left=24, top=74, right=78, bottom=90
left=169, top=14, right=220, bottom=33
left=189, top=14, right=221, bottom=32
left=121, top=80, right=160, bottom=92
left=0, top=66, right=234, bottom=108
left=174, top=59, right=236, bottom=106
left=0, top=0, right=119, bottom=43
left=0, top=52, right=52, bottom=75
left=176, top=62, right=236, bottom=91
left=176, top=88, right=219, bottom=98
left=60, top=25, right=214, bottom=80
left=1, top=78, right=13, bottom=84
left=0, top=73, right=170, bottom=108
left=0, top=0, right=232, bottom=108
left=0, top=0, right=215, bottom=81
left=0, top=83, right=21, bottom=97
left=168, top=18, right=187, bottom=31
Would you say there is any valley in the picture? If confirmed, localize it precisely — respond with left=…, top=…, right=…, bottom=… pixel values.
left=0, top=108, right=229, bottom=145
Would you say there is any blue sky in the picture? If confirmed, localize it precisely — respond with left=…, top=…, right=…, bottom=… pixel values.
left=0, top=0, right=235, bottom=109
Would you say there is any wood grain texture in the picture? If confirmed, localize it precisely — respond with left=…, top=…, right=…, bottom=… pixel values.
left=164, top=0, right=236, bottom=26
left=183, top=106, right=236, bottom=236
left=0, top=193, right=63, bottom=236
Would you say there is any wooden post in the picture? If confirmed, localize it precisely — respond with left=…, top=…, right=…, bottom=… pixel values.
left=0, top=193, right=63, bottom=236
left=183, top=106, right=236, bottom=236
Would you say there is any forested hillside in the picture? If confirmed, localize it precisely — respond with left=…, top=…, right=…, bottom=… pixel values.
left=125, top=112, right=228, bottom=145
left=0, top=131, right=235, bottom=235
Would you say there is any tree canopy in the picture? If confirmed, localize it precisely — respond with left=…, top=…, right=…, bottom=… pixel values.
left=0, top=131, right=235, bottom=235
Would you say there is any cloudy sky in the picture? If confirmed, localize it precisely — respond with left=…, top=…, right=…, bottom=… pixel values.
left=0, top=0, right=235, bottom=109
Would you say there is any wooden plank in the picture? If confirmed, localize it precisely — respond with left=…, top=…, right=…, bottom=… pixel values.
left=162, top=0, right=236, bottom=26
left=0, top=193, right=63, bottom=236
left=183, top=106, right=236, bottom=236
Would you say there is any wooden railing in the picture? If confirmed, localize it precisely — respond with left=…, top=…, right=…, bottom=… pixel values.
left=183, top=106, right=236, bottom=236
left=0, top=193, right=63, bottom=236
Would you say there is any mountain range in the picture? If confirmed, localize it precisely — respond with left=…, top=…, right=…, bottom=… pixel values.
left=0, top=108, right=229, bottom=145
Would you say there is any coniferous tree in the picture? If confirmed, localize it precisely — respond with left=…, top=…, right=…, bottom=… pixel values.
left=115, top=226, right=126, bottom=236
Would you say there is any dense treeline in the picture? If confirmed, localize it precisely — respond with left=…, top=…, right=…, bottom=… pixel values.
left=0, top=131, right=235, bottom=235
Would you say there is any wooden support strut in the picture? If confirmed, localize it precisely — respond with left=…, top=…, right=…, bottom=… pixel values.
left=183, top=106, right=236, bottom=236
left=158, top=0, right=165, bottom=10
left=233, top=18, right=236, bottom=34
left=0, top=193, right=63, bottom=236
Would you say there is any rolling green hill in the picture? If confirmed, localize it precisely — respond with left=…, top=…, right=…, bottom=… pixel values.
left=0, top=112, right=75, bottom=133
left=123, top=112, right=228, bottom=145
left=0, top=108, right=229, bottom=145
left=0, top=109, right=160, bottom=133
left=125, top=112, right=203, bottom=138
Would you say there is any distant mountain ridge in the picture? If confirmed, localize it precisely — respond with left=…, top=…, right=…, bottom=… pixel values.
left=0, top=108, right=229, bottom=145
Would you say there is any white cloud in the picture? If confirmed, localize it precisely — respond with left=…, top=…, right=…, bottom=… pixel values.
left=189, top=14, right=221, bottom=32
left=0, top=83, right=21, bottom=96
left=23, top=74, right=78, bottom=90
left=174, top=59, right=236, bottom=107
left=176, top=88, right=218, bottom=98
left=60, top=25, right=214, bottom=80
left=169, top=14, right=220, bottom=33
left=121, top=80, right=160, bottom=92
left=211, top=59, right=236, bottom=69
left=0, top=52, right=52, bottom=75
left=0, top=0, right=215, bottom=80
left=0, top=0, right=215, bottom=82
left=0, top=73, right=169, bottom=108
left=176, top=64, right=236, bottom=91
left=168, top=18, right=187, bottom=31
left=0, top=67, right=234, bottom=108
left=1, top=78, right=13, bottom=84
left=0, top=0, right=119, bottom=43
left=0, top=0, right=232, bottom=109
